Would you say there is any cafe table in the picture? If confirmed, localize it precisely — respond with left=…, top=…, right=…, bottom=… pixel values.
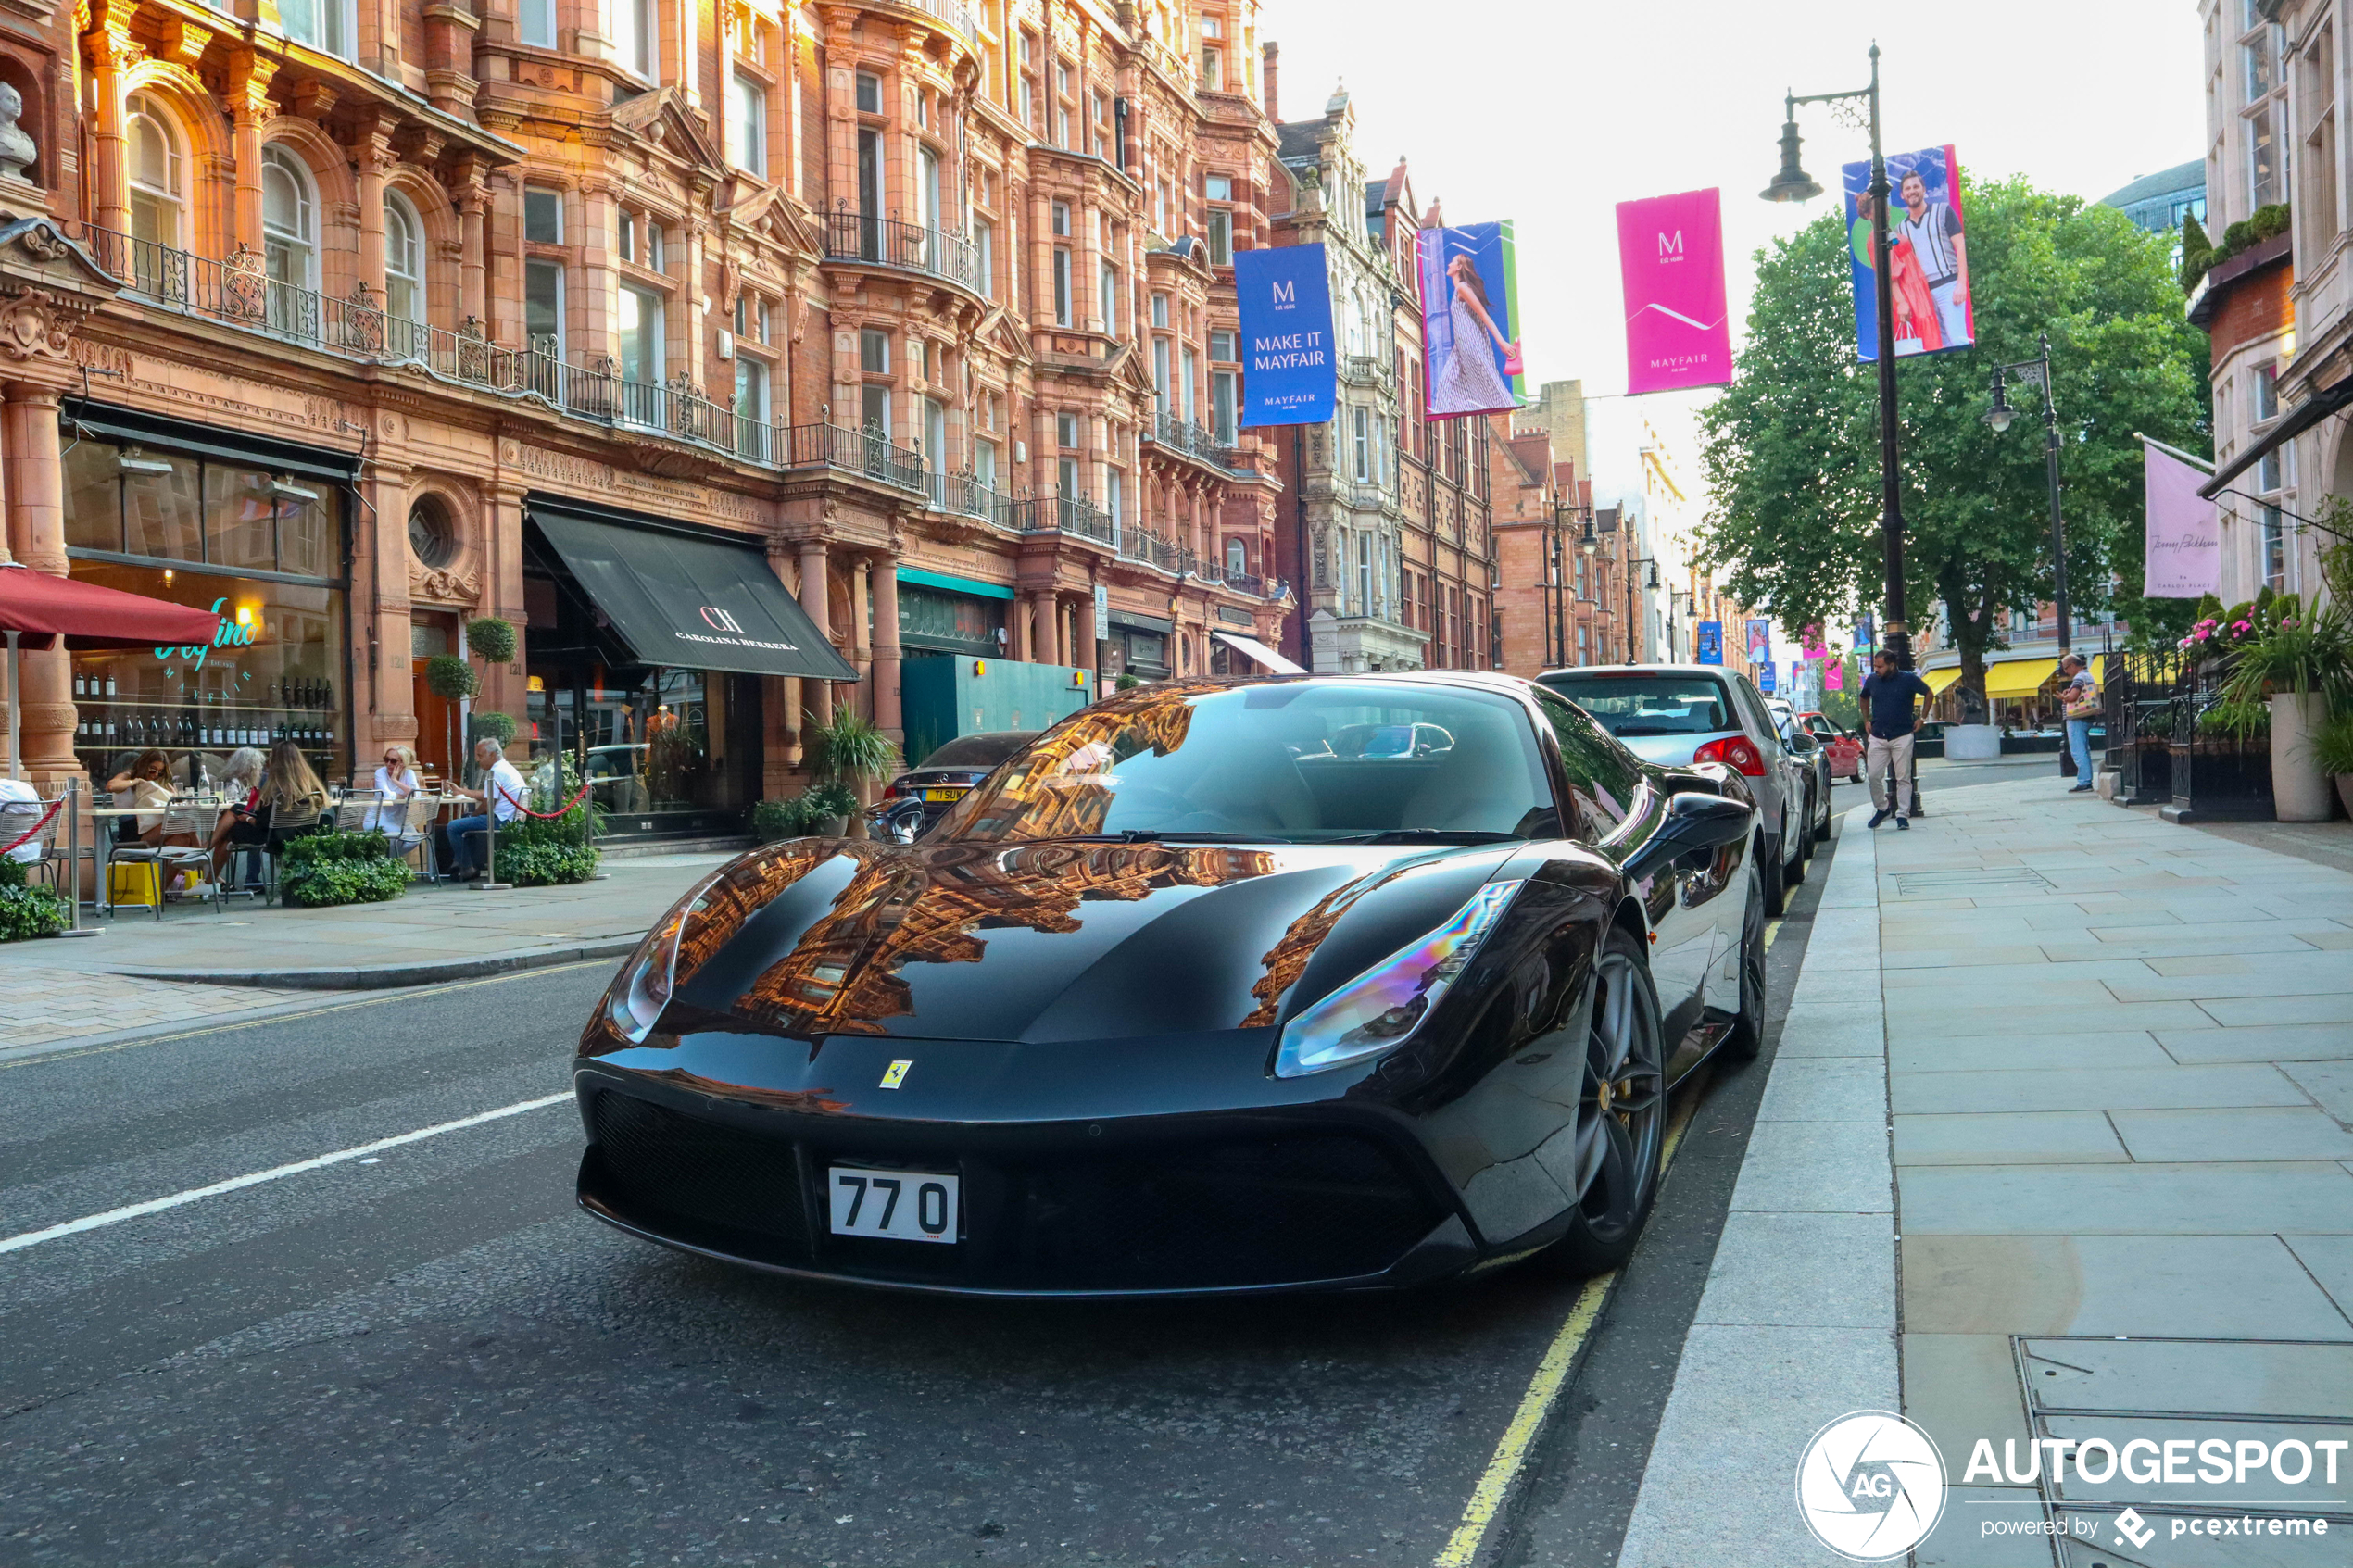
left=90, top=796, right=228, bottom=914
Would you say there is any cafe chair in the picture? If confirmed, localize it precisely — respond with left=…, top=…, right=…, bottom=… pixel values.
left=395, top=792, right=440, bottom=879
left=108, top=799, right=224, bottom=920
left=5, top=788, right=101, bottom=917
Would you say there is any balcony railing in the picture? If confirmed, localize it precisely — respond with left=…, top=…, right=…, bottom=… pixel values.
left=823, top=207, right=982, bottom=294
left=1119, top=526, right=1178, bottom=571
left=942, top=470, right=1022, bottom=530
left=1340, top=355, right=1390, bottom=386
left=1144, top=411, right=1233, bottom=468
left=873, top=0, right=980, bottom=45
left=1023, top=494, right=1115, bottom=546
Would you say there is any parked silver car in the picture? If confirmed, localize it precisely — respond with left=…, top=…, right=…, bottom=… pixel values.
left=1540, top=664, right=1815, bottom=915
left=1767, top=699, right=1835, bottom=840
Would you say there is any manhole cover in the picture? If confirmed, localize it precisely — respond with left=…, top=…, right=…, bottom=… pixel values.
left=1891, top=867, right=2054, bottom=897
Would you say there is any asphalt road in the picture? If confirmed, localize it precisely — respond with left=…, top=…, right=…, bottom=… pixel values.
left=0, top=838, right=1840, bottom=1568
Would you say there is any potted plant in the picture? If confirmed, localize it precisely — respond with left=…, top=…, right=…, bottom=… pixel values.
left=750, top=795, right=814, bottom=843
left=2219, top=594, right=2351, bottom=822
left=807, top=709, right=900, bottom=838
left=2313, top=712, right=2353, bottom=820
left=802, top=781, right=859, bottom=837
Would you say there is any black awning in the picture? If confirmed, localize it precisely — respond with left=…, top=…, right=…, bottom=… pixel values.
left=529, top=506, right=859, bottom=683
left=2201, top=375, right=2353, bottom=498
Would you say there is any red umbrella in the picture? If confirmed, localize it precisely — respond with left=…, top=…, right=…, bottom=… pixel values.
left=1, top=561, right=223, bottom=780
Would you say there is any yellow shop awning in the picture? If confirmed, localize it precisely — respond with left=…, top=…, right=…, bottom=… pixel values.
left=1983, top=657, right=2060, bottom=699
left=1923, top=666, right=1963, bottom=696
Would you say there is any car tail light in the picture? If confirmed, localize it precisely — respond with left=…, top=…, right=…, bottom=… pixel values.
left=882, top=783, right=902, bottom=799
left=1694, top=735, right=1768, bottom=777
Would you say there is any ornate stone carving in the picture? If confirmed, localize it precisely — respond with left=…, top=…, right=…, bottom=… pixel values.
left=0, top=285, right=87, bottom=360
left=410, top=561, right=482, bottom=603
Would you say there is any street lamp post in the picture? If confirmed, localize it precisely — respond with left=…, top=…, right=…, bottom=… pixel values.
left=1550, top=495, right=1593, bottom=667
left=1764, top=44, right=1912, bottom=671
left=1982, top=332, right=2071, bottom=655
left=1625, top=556, right=1660, bottom=665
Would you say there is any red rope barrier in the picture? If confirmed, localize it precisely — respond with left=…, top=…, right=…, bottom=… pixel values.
left=0, top=792, right=66, bottom=857
left=494, top=780, right=593, bottom=821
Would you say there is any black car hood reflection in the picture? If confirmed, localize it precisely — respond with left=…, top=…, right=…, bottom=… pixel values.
left=642, top=837, right=1517, bottom=1047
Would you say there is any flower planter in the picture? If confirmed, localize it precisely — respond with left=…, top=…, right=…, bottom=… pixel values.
left=2338, top=774, right=2353, bottom=819
left=2160, top=739, right=2275, bottom=823
left=2271, top=691, right=2335, bottom=822
left=815, top=814, right=849, bottom=837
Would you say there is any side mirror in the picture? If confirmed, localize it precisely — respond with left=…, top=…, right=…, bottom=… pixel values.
left=1624, top=792, right=1754, bottom=884
left=866, top=797, right=925, bottom=845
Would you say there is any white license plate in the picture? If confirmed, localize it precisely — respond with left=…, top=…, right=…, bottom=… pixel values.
left=827, top=1167, right=959, bottom=1244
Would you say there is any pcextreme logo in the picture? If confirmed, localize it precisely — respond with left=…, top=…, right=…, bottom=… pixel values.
left=1794, top=1411, right=1946, bottom=1562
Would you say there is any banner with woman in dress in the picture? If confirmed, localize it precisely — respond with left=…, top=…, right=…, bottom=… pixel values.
left=1418, top=220, right=1524, bottom=418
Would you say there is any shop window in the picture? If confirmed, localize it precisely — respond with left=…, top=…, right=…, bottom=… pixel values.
left=125, top=451, right=205, bottom=563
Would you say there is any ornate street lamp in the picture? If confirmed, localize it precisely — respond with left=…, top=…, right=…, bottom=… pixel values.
left=1983, top=333, right=2072, bottom=655
left=1547, top=495, right=1594, bottom=667
left=1765, top=45, right=1913, bottom=671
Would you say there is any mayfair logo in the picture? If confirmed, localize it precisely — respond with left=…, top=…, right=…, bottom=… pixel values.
left=1658, top=230, right=1684, bottom=261
left=699, top=606, right=746, bottom=633
left=1270, top=279, right=1296, bottom=306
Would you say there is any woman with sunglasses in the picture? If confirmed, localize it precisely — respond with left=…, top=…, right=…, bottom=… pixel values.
left=367, top=744, right=422, bottom=834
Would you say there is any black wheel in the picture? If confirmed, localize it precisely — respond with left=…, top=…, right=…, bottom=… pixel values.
left=1725, top=870, right=1768, bottom=1060
left=1787, top=805, right=1812, bottom=885
left=1759, top=832, right=1790, bottom=917
left=1816, top=773, right=1835, bottom=834
left=1539, top=926, right=1668, bottom=1275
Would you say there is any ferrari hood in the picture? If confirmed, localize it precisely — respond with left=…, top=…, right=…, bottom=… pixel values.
left=661, top=837, right=1517, bottom=1045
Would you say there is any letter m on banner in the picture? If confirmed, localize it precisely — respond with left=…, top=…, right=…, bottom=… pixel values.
left=1617, top=188, right=1733, bottom=395
left=1658, top=231, right=1683, bottom=258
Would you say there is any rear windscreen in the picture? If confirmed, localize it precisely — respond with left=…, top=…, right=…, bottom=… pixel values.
left=921, top=732, right=1038, bottom=769
left=1540, top=675, right=1732, bottom=737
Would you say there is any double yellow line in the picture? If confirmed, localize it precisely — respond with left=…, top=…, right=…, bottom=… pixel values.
left=1434, top=916, right=1782, bottom=1567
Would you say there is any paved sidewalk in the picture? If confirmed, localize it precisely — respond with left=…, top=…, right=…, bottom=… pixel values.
left=0, top=850, right=731, bottom=988
left=1618, top=777, right=2353, bottom=1567
left=0, top=966, right=319, bottom=1051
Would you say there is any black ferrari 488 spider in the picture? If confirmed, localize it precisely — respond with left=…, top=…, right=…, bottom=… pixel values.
left=574, top=671, right=1766, bottom=1296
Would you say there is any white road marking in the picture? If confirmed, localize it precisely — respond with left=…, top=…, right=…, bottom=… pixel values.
left=0, top=1092, right=573, bottom=1256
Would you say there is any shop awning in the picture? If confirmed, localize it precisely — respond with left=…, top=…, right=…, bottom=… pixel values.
left=1212, top=630, right=1305, bottom=674
left=897, top=566, right=1015, bottom=601
left=1922, top=666, right=1963, bottom=696
left=1983, top=657, right=2059, bottom=699
left=530, top=508, right=859, bottom=683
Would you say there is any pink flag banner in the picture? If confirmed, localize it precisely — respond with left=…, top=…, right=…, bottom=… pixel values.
left=1825, top=658, right=1845, bottom=693
left=1800, top=624, right=1827, bottom=659
left=2143, top=440, right=2221, bottom=598
left=1617, top=189, right=1733, bottom=395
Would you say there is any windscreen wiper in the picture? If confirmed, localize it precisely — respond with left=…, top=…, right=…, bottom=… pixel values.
left=1325, top=828, right=1520, bottom=845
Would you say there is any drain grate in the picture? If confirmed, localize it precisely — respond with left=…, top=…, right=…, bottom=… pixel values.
left=1890, top=867, right=2054, bottom=897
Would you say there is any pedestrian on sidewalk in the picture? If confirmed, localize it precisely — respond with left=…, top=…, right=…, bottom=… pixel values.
left=2058, top=652, right=2100, bottom=795
left=1859, top=650, right=1933, bottom=830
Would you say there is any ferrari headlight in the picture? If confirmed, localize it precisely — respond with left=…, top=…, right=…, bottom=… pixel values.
left=1273, top=880, right=1523, bottom=1078
left=604, top=867, right=729, bottom=1044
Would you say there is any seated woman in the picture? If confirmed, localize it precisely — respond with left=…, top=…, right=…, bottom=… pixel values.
left=208, top=746, right=270, bottom=863
left=255, top=740, right=330, bottom=847
left=106, top=749, right=189, bottom=848
left=366, top=744, right=422, bottom=837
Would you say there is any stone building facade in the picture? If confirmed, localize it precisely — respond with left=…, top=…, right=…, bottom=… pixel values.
left=0, top=0, right=1291, bottom=834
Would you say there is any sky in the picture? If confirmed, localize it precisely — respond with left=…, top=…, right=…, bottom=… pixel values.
left=1264, top=0, right=2208, bottom=659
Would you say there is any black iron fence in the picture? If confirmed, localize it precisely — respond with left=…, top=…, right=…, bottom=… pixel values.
left=2098, top=645, right=2274, bottom=819
left=823, top=208, right=982, bottom=294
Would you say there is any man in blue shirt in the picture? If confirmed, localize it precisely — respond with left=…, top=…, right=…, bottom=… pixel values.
left=1859, top=651, right=1933, bottom=830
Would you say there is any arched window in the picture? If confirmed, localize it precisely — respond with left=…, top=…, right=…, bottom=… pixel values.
left=384, top=192, right=426, bottom=351
left=126, top=97, right=185, bottom=254
left=261, top=146, right=317, bottom=295
left=1226, top=537, right=1246, bottom=577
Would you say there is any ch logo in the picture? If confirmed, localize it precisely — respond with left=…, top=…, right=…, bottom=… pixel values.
left=1271, top=279, right=1295, bottom=304
left=1658, top=230, right=1684, bottom=259
left=699, top=606, right=745, bottom=633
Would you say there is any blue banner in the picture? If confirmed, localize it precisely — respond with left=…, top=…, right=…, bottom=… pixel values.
left=1695, top=621, right=1723, bottom=665
left=1236, top=245, right=1336, bottom=427
left=1758, top=662, right=1778, bottom=694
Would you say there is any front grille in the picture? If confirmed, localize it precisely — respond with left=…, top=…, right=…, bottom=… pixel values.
left=585, top=1091, right=1443, bottom=1291
left=588, top=1091, right=812, bottom=1263
left=1001, top=1135, right=1442, bottom=1289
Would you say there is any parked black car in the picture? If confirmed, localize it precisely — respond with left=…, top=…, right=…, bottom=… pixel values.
left=575, top=673, right=1766, bottom=1298
left=866, top=730, right=1039, bottom=842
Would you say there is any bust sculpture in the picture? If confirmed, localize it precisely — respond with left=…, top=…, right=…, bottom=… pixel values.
left=0, top=83, right=36, bottom=184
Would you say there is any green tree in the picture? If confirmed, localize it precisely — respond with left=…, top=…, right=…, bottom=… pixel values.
left=1696, top=175, right=2209, bottom=722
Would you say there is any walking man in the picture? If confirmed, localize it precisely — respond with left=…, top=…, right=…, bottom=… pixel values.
left=2058, top=652, right=2100, bottom=794
left=1860, top=650, right=1933, bottom=830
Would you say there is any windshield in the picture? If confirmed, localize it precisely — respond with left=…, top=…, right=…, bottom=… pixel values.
left=933, top=681, right=1556, bottom=845
left=1541, top=674, right=1734, bottom=738
left=920, top=732, right=1037, bottom=769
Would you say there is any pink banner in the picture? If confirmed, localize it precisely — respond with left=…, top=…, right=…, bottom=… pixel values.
left=1617, top=188, right=1733, bottom=395
left=2144, top=441, right=2221, bottom=598
left=1800, top=624, right=1826, bottom=659
left=1825, top=658, right=1844, bottom=693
